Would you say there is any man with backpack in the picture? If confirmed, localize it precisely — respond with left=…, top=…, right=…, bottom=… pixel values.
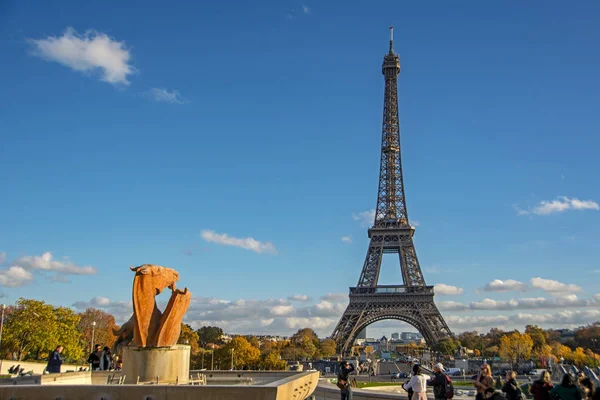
left=428, top=363, right=454, bottom=400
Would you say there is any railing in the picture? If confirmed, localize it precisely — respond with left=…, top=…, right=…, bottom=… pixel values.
left=349, top=286, right=434, bottom=295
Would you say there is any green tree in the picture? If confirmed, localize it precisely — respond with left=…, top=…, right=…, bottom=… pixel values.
left=2, top=298, right=57, bottom=360
left=197, top=326, right=223, bottom=347
left=54, top=306, right=83, bottom=362
left=437, top=337, right=459, bottom=355
left=457, top=331, right=483, bottom=351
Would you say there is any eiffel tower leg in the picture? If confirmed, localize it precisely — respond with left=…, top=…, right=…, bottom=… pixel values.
left=356, top=242, right=383, bottom=287
left=399, top=238, right=425, bottom=286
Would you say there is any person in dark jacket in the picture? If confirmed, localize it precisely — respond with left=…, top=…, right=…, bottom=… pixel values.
left=87, top=344, right=102, bottom=371
left=474, top=364, right=495, bottom=400
left=530, top=370, right=553, bottom=400
left=46, top=345, right=63, bottom=373
left=486, top=387, right=507, bottom=400
left=337, top=361, right=355, bottom=400
left=502, top=370, right=522, bottom=400
left=550, top=374, right=582, bottom=400
left=428, top=363, right=449, bottom=400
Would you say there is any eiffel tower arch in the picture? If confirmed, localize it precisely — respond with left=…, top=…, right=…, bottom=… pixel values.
left=330, top=27, right=452, bottom=355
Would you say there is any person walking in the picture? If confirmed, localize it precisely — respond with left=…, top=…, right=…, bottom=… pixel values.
left=428, top=363, right=450, bottom=400
left=87, top=344, right=102, bottom=371
left=485, top=387, right=506, bottom=400
left=403, top=364, right=429, bottom=400
left=336, top=361, right=355, bottom=400
left=502, top=370, right=523, bottom=400
left=550, top=374, right=582, bottom=400
left=530, top=370, right=553, bottom=400
left=46, top=345, right=63, bottom=373
left=473, top=364, right=494, bottom=400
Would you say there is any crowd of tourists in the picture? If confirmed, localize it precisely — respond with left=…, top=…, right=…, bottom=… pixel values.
left=87, top=344, right=121, bottom=371
left=336, top=361, right=600, bottom=400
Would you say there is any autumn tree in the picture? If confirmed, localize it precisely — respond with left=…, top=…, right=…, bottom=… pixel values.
left=318, top=338, right=337, bottom=358
left=290, top=328, right=319, bottom=360
left=178, top=324, right=200, bottom=354
left=550, top=342, right=572, bottom=363
left=457, top=331, right=484, bottom=351
left=499, top=332, right=533, bottom=365
left=216, top=336, right=260, bottom=370
left=260, top=351, right=287, bottom=370
left=77, top=308, right=118, bottom=356
left=572, top=347, right=587, bottom=367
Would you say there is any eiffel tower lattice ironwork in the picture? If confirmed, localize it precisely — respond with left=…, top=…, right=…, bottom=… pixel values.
left=330, top=27, right=452, bottom=354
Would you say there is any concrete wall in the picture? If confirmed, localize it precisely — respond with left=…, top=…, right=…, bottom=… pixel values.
left=0, top=359, right=86, bottom=375
left=0, top=371, right=320, bottom=400
left=0, top=371, right=92, bottom=386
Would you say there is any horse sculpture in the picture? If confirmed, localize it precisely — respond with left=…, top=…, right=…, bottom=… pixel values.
left=112, top=264, right=192, bottom=353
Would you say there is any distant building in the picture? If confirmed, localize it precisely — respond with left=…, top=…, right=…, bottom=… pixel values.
left=357, top=328, right=367, bottom=340
left=391, top=332, right=399, bottom=339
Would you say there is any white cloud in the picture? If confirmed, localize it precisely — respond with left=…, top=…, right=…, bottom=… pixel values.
left=302, top=5, right=310, bottom=14
left=411, top=220, right=421, bottom=227
left=29, top=27, right=134, bottom=85
left=530, top=277, right=581, bottom=293
left=434, top=284, right=464, bottom=295
left=438, top=301, right=469, bottom=311
left=321, top=293, right=348, bottom=302
left=483, top=279, right=528, bottom=292
left=341, top=236, right=352, bottom=244
left=72, top=296, right=132, bottom=323
left=141, top=88, right=188, bottom=104
left=447, top=310, right=600, bottom=330
left=352, top=209, right=375, bottom=227
left=516, top=196, right=599, bottom=216
left=270, top=305, right=294, bottom=316
left=288, top=295, right=310, bottom=302
left=0, top=266, right=34, bottom=287
left=201, top=230, right=277, bottom=255
left=439, top=294, right=596, bottom=312
left=12, top=252, right=96, bottom=275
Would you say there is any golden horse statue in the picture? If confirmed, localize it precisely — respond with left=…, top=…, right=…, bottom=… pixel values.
left=113, top=264, right=192, bottom=351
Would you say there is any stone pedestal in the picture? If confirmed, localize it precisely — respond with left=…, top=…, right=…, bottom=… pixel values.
left=122, top=345, right=190, bottom=384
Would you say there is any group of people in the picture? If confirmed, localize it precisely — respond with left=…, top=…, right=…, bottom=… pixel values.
left=87, top=344, right=119, bottom=371
left=336, top=360, right=600, bottom=400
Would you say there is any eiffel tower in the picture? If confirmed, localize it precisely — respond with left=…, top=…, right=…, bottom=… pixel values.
left=330, top=27, right=452, bottom=355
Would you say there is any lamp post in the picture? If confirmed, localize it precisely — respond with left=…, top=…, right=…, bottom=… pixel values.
left=211, top=345, right=214, bottom=370
left=0, top=304, right=5, bottom=374
left=90, top=321, right=96, bottom=352
left=201, top=349, right=205, bottom=369
left=231, top=348, right=234, bottom=370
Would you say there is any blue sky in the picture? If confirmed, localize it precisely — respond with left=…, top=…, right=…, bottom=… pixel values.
left=1, top=0, right=599, bottom=339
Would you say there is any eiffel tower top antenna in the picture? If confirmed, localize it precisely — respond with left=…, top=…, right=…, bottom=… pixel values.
left=389, top=26, right=394, bottom=53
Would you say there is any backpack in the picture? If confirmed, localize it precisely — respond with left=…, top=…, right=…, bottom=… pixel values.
left=445, top=375, right=455, bottom=399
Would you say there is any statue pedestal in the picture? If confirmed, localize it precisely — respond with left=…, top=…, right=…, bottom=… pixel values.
left=122, top=345, right=190, bottom=384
